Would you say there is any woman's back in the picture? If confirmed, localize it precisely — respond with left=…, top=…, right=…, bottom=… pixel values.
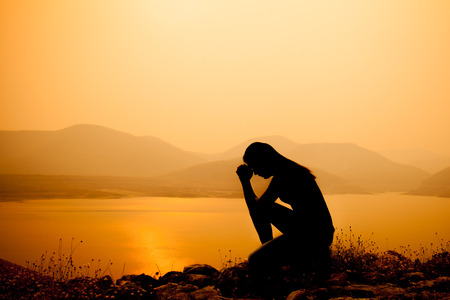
left=274, top=160, right=334, bottom=244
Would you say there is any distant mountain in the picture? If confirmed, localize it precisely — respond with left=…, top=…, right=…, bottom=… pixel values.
left=0, top=124, right=206, bottom=177
left=408, top=167, right=450, bottom=197
left=380, top=149, right=450, bottom=174
left=0, top=125, right=436, bottom=197
left=154, top=158, right=367, bottom=197
left=284, top=143, right=430, bottom=192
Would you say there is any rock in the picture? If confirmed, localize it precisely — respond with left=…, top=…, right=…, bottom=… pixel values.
left=384, top=250, right=408, bottom=260
left=431, top=276, right=450, bottom=293
left=399, top=271, right=425, bottom=285
left=423, top=251, right=450, bottom=277
left=286, top=289, right=309, bottom=300
left=97, top=275, right=114, bottom=289
left=183, top=264, right=220, bottom=278
left=412, top=279, right=435, bottom=290
left=154, top=283, right=198, bottom=300
left=115, top=281, right=149, bottom=299
left=373, top=284, right=406, bottom=298
left=343, top=284, right=376, bottom=298
left=154, top=283, right=221, bottom=300
left=189, top=286, right=222, bottom=300
left=116, top=273, right=159, bottom=289
left=286, top=287, right=329, bottom=300
left=186, top=274, right=213, bottom=288
left=215, top=262, right=251, bottom=298
left=160, top=271, right=187, bottom=284
left=314, top=287, right=330, bottom=298
left=327, top=272, right=349, bottom=286
left=409, top=276, right=450, bottom=294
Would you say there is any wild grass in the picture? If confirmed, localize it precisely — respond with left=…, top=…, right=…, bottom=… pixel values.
left=330, top=227, right=450, bottom=284
left=218, top=249, right=243, bottom=269
left=25, top=237, right=114, bottom=282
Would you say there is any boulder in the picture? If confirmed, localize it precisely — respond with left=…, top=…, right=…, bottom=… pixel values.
left=189, top=286, right=222, bottom=300
left=160, top=271, right=187, bottom=285
left=154, top=283, right=198, bottom=300
left=373, top=284, right=406, bottom=298
left=116, top=273, right=159, bottom=289
left=115, top=281, right=149, bottom=299
left=215, top=262, right=251, bottom=297
left=343, top=284, right=376, bottom=298
left=186, top=274, right=213, bottom=288
left=423, top=252, right=450, bottom=276
left=183, top=264, right=220, bottom=278
left=433, top=276, right=450, bottom=292
left=327, top=272, right=349, bottom=286
left=286, top=289, right=309, bottom=300
left=399, top=271, right=425, bottom=285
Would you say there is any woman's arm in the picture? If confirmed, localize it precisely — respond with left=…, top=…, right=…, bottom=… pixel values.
left=236, top=164, right=278, bottom=206
left=257, top=178, right=279, bottom=207
left=236, top=164, right=278, bottom=243
left=236, top=164, right=257, bottom=208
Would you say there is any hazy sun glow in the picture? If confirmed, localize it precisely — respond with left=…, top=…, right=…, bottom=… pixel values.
left=1, top=0, right=449, bottom=155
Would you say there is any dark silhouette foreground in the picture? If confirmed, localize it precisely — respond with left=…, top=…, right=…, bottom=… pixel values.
left=236, top=142, right=335, bottom=279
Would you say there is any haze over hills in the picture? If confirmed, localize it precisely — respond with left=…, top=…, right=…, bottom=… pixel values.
left=154, top=158, right=367, bottom=197
left=408, top=167, right=450, bottom=198
left=285, top=143, right=430, bottom=192
left=0, top=124, right=206, bottom=177
left=207, top=137, right=430, bottom=192
left=380, top=149, right=450, bottom=174
left=1, top=124, right=447, bottom=199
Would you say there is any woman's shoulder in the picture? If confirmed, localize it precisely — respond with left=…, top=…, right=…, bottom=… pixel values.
left=283, top=162, right=315, bottom=178
left=275, top=169, right=315, bottom=187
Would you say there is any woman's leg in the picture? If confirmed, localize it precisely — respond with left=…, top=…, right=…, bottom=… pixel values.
left=248, top=234, right=292, bottom=270
left=267, top=203, right=296, bottom=234
left=248, top=203, right=333, bottom=279
left=247, top=203, right=300, bottom=271
left=246, top=200, right=297, bottom=244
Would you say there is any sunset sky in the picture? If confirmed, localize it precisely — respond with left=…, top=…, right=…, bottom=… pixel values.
left=1, top=0, right=449, bottom=155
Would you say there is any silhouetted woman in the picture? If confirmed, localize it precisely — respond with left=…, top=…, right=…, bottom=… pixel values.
left=236, top=142, right=334, bottom=278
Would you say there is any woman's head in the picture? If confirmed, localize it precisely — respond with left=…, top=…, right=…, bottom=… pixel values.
left=243, top=142, right=282, bottom=178
left=243, top=142, right=315, bottom=179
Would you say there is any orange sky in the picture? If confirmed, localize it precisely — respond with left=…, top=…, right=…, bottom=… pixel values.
left=1, top=1, right=449, bottom=155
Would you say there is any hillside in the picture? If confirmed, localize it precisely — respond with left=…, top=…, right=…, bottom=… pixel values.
left=0, top=125, right=439, bottom=198
left=408, top=167, right=450, bottom=197
left=204, top=140, right=430, bottom=194
left=284, top=143, right=430, bottom=192
left=0, top=125, right=206, bottom=177
left=381, top=149, right=450, bottom=174
left=155, top=158, right=367, bottom=196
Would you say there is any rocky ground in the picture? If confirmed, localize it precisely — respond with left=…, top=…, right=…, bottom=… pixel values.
left=1, top=250, right=450, bottom=299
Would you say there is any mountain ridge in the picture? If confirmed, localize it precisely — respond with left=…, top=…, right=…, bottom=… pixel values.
left=0, top=124, right=443, bottom=198
left=408, top=166, right=450, bottom=197
left=285, top=143, right=429, bottom=192
left=0, top=124, right=206, bottom=177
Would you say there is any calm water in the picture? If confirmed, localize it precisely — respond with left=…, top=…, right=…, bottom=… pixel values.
left=0, top=194, right=449, bottom=279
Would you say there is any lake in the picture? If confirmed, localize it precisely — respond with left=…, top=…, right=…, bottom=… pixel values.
left=0, top=194, right=449, bottom=279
